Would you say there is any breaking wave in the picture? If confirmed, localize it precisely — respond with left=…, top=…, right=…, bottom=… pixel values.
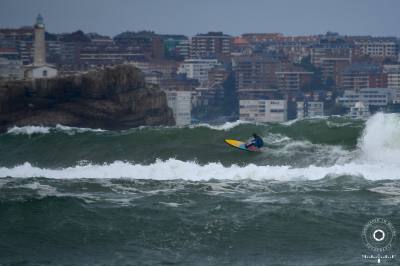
left=1, top=158, right=399, bottom=181
left=0, top=113, right=399, bottom=181
left=191, top=120, right=251, bottom=131
left=358, top=113, right=400, bottom=164
left=7, top=124, right=106, bottom=135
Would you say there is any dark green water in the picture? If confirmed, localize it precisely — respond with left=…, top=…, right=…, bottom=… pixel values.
left=1, top=113, right=400, bottom=265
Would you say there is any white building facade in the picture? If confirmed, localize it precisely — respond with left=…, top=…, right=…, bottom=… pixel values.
left=239, top=99, right=287, bottom=122
left=354, top=38, right=398, bottom=58
left=297, top=101, right=324, bottom=119
left=336, top=88, right=395, bottom=107
left=25, top=65, right=58, bottom=79
left=384, top=64, right=400, bottom=103
left=348, top=101, right=370, bottom=120
left=177, top=59, right=219, bottom=84
left=165, top=91, right=192, bottom=126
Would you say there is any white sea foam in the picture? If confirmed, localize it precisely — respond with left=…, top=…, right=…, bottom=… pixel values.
left=0, top=158, right=399, bottom=181
left=54, top=125, right=106, bottom=133
left=280, top=118, right=300, bottom=126
left=280, top=116, right=329, bottom=126
left=326, top=121, right=357, bottom=128
left=159, top=202, right=182, bottom=207
left=7, top=125, right=51, bottom=135
left=192, top=120, right=251, bottom=131
left=6, top=121, right=250, bottom=135
left=6, top=124, right=106, bottom=135
left=263, top=134, right=292, bottom=144
left=265, top=136, right=353, bottom=166
left=358, top=113, right=400, bottom=164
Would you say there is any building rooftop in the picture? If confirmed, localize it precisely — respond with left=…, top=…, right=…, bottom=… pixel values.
left=194, top=32, right=231, bottom=38
left=342, top=64, right=382, bottom=74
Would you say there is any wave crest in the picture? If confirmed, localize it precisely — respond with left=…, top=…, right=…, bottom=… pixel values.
left=7, top=125, right=106, bottom=135
left=1, top=159, right=399, bottom=181
left=358, top=113, right=400, bottom=164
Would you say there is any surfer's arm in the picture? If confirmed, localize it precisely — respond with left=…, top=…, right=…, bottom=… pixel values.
left=247, top=138, right=255, bottom=144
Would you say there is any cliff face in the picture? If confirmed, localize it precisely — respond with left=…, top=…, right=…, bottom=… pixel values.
left=0, top=65, right=175, bottom=131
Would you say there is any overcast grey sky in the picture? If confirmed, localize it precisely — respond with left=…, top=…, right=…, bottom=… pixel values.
left=0, top=0, right=399, bottom=37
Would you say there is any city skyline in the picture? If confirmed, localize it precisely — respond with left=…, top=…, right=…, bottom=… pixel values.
left=1, top=0, right=400, bottom=37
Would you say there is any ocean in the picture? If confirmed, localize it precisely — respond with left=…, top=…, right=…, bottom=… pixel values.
left=0, top=112, right=399, bottom=265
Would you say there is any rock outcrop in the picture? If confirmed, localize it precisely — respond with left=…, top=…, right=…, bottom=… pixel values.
left=0, top=65, right=175, bottom=131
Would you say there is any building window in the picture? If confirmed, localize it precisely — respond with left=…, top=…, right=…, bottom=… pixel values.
left=43, top=70, right=47, bottom=77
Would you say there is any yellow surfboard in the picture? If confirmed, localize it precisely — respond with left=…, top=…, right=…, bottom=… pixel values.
left=224, top=139, right=260, bottom=152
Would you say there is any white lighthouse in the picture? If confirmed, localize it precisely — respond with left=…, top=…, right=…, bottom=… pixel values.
left=34, top=14, right=46, bottom=66
left=25, top=14, right=58, bottom=79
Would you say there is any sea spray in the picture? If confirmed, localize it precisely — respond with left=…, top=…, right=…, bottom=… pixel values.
left=358, top=113, right=400, bottom=163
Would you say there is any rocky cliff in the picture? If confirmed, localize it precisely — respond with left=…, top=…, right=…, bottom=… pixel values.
left=0, top=65, right=175, bottom=131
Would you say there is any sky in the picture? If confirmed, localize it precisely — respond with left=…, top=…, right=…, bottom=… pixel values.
left=0, top=0, right=399, bottom=37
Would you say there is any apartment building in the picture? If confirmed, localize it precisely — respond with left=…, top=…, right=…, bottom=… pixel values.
left=208, top=65, right=229, bottom=85
left=177, top=59, right=220, bottom=84
left=239, top=99, right=287, bottom=122
left=320, top=57, right=351, bottom=85
left=0, top=27, right=35, bottom=64
left=58, top=31, right=91, bottom=66
left=353, top=37, right=398, bottom=58
left=340, top=64, right=387, bottom=90
left=165, top=90, right=192, bottom=126
left=384, top=64, right=400, bottom=103
left=275, top=69, right=313, bottom=92
left=0, top=57, right=24, bottom=80
left=233, top=55, right=284, bottom=99
left=79, top=47, right=144, bottom=65
left=163, top=35, right=190, bottom=60
left=192, top=84, right=224, bottom=108
left=268, top=40, right=312, bottom=63
left=310, top=43, right=352, bottom=67
left=241, top=33, right=284, bottom=43
left=384, top=65, right=400, bottom=89
left=113, top=31, right=164, bottom=59
left=296, top=101, right=324, bottom=118
left=190, top=32, right=232, bottom=61
left=0, top=47, right=19, bottom=60
left=336, top=88, right=395, bottom=107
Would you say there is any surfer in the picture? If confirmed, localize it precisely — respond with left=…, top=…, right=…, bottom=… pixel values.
left=245, top=133, right=264, bottom=149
